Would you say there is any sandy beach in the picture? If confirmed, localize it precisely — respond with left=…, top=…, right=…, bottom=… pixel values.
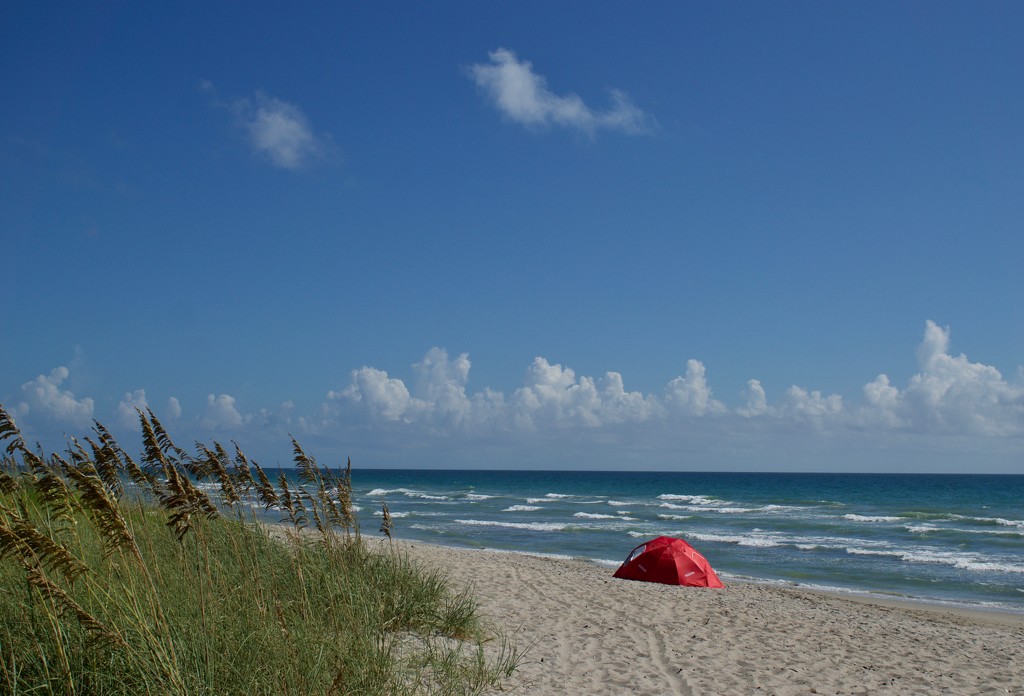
left=386, top=539, right=1024, bottom=695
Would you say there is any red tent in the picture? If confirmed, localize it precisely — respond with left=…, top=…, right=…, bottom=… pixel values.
left=613, top=536, right=724, bottom=588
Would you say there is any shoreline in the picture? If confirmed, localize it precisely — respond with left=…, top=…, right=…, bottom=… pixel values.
left=717, top=572, right=1024, bottom=626
left=374, top=535, right=1024, bottom=694
left=795, top=585, right=1024, bottom=628
left=372, top=534, right=1024, bottom=622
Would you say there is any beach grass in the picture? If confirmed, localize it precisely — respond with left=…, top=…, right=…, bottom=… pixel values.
left=0, top=404, right=518, bottom=695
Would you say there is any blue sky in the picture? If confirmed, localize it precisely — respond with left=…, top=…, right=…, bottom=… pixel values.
left=2, top=2, right=1022, bottom=472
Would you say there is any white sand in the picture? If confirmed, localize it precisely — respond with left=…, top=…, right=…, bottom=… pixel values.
left=388, top=539, right=1024, bottom=695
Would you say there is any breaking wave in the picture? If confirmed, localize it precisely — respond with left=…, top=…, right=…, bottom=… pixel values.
left=658, top=494, right=720, bottom=505
left=844, top=547, right=1024, bottom=574
left=367, top=487, right=450, bottom=501
left=844, top=514, right=903, bottom=523
left=454, top=519, right=586, bottom=532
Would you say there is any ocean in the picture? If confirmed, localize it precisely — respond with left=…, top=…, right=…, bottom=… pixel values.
left=274, top=469, right=1024, bottom=614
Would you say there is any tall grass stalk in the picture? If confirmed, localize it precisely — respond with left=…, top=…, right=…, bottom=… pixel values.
left=0, top=404, right=518, bottom=695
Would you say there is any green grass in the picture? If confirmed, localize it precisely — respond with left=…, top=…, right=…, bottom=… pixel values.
left=0, top=405, right=518, bottom=695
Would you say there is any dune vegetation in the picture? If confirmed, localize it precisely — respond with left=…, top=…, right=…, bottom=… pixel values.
left=0, top=404, right=517, bottom=695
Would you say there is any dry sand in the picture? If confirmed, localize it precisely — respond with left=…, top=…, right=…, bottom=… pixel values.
left=386, top=539, right=1024, bottom=695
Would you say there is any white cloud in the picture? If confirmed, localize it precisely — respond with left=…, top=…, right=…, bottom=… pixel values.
left=202, top=394, right=248, bottom=431
left=327, top=351, right=659, bottom=433
left=117, top=389, right=148, bottom=431
left=13, top=322, right=1018, bottom=470
left=861, top=374, right=904, bottom=427
left=880, top=321, right=1024, bottom=436
left=12, top=322, right=999, bottom=449
left=412, top=348, right=472, bottom=426
left=467, top=388, right=508, bottom=429
left=332, top=367, right=424, bottom=422
left=468, top=48, right=654, bottom=136
left=738, top=379, right=768, bottom=417
left=779, top=386, right=844, bottom=424
left=331, top=349, right=482, bottom=428
left=597, top=372, right=660, bottom=424
left=916, top=319, right=950, bottom=372
left=313, top=322, right=1023, bottom=443
left=205, top=81, right=329, bottom=170
left=325, top=352, right=656, bottom=433
left=116, top=391, right=182, bottom=431
left=506, top=358, right=655, bottom=429
left=19, top=366, right=94, bottom=428
left=664, top=359, right=725, bottom=416
left=512, top=358, right=604, bottom=429
left=244, top=93, right=326, bottom=169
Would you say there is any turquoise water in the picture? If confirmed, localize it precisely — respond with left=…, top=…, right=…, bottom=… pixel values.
left=270, top=470, right=1024, bottom=613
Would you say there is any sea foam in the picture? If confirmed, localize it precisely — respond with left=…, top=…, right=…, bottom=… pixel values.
left=454, top=519, right=579, bottom=532
left=367, top=487, right=450, bottom=500
left=844, top=514, right=903, bottom=523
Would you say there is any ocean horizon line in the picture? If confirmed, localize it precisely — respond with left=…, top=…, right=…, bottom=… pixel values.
left=293, top=466, right=1024, bottom=478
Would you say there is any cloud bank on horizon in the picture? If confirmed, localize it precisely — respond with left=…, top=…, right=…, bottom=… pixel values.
left=304, top=321, right=1024, bottom=438
left=12, top=323, right=1024, bottom=462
